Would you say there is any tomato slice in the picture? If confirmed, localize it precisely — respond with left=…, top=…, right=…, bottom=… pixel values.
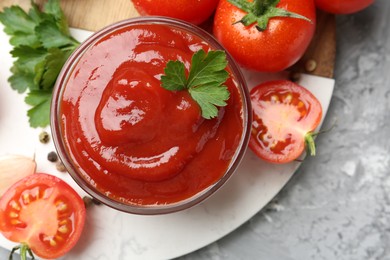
left=0, top=173, right=86, bottom=259
left=249, top=80, right=322, bottom=164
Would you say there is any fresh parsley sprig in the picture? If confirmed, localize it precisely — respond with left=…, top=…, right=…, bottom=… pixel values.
left=0, top=0, right=79, bottom=128
left=161, top=49, right=230, bottom=119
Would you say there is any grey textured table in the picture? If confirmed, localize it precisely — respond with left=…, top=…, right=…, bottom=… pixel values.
left=1, top=1, right=389, bottom=259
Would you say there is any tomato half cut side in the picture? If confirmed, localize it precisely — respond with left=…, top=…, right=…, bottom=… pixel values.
left=0, top=173, right=86, bottom=259
left=249, top=80, right=323, bottom=164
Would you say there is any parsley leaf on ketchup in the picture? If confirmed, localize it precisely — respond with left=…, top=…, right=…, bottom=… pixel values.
left=161, top=49, right=230, bottom=119
left=0, top=0, right=79, bottom=128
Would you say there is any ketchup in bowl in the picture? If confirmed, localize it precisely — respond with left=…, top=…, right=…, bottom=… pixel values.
left=51, top=17, right=251, bottom=214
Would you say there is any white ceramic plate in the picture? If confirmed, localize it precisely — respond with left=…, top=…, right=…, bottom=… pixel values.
left=0, top=27, right=334, bottom=260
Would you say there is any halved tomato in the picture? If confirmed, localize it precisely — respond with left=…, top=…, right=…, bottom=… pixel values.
left=0, top=173, right=86, bottom=259
left=249, top=80, right=322, bottom=164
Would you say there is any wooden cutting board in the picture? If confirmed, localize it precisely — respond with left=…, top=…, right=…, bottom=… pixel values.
left=0, top=0, right=335, bottom=78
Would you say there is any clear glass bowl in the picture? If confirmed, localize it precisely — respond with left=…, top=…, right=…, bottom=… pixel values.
left=51, top=17, right=251, bottom=215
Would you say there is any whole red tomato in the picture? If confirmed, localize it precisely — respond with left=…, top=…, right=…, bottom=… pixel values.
left=315, top=0, right=374, bottom=14
left=213, top=0, right=316, bottom=72
left=131, top=0, right=219, bottom=25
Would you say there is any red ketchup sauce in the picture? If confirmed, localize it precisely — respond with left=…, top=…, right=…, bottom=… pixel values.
left=59, top=23, right=244, bottom=206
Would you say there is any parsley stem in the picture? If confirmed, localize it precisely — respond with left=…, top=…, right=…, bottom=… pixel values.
left=62, top=44, right=79, bottom=52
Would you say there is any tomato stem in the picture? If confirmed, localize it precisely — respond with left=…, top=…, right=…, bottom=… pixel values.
left=228, top=0, right=312, bottom=31
left=9, top=243, right=35, bottom=260
left=305, top=132, right=316, bottom=157
left=304, top=121, right=336, bottom=158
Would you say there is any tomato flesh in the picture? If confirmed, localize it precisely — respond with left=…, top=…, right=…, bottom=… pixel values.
left=249, top=80, right=322, bottom=163
left=0, top=173, right=86, bottom=259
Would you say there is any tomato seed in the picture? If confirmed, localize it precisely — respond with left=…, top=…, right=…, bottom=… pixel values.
left=55, top=234, right=65, bottom=242
left=10, top=219, right=22, bottom=225
left=55, top=200, right=65, bottom=206
left=22, top=193, right=31, bottom=204
left=56, top=202, right=67, bottom=211
left=9, top=211, right=18, bottom=218
left=271, top=95, right=279, bottom=102
left=58, top=225, right=69, bottom=234
left=9, top=200, right=21, bottom=211
left=284, top=94, right=293, bottom=103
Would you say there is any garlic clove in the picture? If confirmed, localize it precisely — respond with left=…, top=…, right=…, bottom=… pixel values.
left=0, top=154, right=37, bottom=196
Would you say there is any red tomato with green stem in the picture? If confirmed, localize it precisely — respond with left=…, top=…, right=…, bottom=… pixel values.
left=249, top=80, right=322, bottom=164
left=0, top=173, right=86, bottom=259
left=315, top=0, right=374, bottom=14
left=131, top=0, right=220, bottom=25
left=213, top=0, right=316, bottom=72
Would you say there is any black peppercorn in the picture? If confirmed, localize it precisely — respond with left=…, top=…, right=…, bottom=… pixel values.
left=47, top=151, right=58, bottom=162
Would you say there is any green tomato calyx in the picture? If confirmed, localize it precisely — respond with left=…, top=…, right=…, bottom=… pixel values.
left=228, top=0, right=312, bottom=31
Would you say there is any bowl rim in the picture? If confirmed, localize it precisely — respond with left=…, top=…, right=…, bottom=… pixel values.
left=51, top=16, right=252, bottom=215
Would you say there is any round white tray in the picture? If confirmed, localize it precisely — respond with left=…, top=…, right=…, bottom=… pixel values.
left=0, top=27, right=334, bottom=260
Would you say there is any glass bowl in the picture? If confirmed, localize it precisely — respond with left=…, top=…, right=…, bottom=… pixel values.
left=51, top=17, right=251, bottom=215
